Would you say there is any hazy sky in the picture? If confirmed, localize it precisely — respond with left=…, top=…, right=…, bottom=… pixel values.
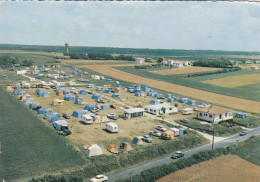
left=0, top=1, right=260, bottom=51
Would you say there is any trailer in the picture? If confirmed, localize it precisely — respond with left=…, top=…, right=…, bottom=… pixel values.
left=105, top=122, right=118, bottom=133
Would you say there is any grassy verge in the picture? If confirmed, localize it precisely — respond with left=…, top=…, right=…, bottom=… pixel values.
left=233, top=116, right=260, bottom=128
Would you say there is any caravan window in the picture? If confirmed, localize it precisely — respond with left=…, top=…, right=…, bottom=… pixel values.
left=199, top=113, right=202, bottom=116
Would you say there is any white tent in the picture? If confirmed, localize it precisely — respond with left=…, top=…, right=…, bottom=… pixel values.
left=86, top=144, right=103, bottom=157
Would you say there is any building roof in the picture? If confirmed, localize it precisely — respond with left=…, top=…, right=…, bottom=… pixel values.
left=54, top=120, right=69, bottom=126
left=145, top=103, right=174, bottom=110
left=197, top=106, right=231, bottom=115
left=124, top=108, right=145, bottom=113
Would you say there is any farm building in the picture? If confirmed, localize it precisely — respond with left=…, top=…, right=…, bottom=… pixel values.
left=167, top=98, right=175, bottom=103
left=81, top=114, right=94, bottom=124
left=107, top=144, right=118, bottom=154
left=1, top=75, right=7, bottom=79
left=75, top=98, right=82, bottom=105
left=135, top=58, right=145, bottom=64
left=197, top=105, right=233, bottom=123
left=132, top=136, right=144, bottom=145
left=101, top=104, right=110, bottom=110
left=53, top=120, right=69, bottom=131
left=187, top=100, right=196, bottom=106
left=79, top=89, right=87, bottom=95
left=29, top=103, right=39, bottom=110
left=39, top=92, right=50, bottom=97
left=84, top=104, right=95, bottom=111
left=150, top=99, right=161, bottom=105
left=161, top=131, right=175, bottom=140
left=105, top=122, right=118, bottom=133
left=236, top=112, right=248, bottom=119
left=72, top=110, right=86, bottom=118
left=52, top=99, right=64, bottom=106
left=145, top=103, right=178, bottom=115
left=182, top=108, right=193, bottom=115
left=86, top=144, right=103, bottom=157
left=179, top=98, right=188, bottom=103
left=124, top=108, right=144, bottom=119
left=64, top=94, right=75, bottom=101
left=112, top=93, right=120, bottom=98
left=38, top=108, right=49, bottom=115
left=120, top=142, right=133, bottom=151
left=23, top=98, right=33, bottom=104
left=134, top=92, right=145, bottom=97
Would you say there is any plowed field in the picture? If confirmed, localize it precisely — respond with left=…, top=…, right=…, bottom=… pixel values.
left=151, top=67, right=220, bottom=75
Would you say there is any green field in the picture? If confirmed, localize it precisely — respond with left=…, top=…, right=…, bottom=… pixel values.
left=0, top=86, right=84, bottom=181
left=116, top=66, right=260, bottom=102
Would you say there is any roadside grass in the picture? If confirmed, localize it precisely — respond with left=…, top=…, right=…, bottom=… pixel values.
left=0, top=86, right=85, bottom=181
left=233, top=116, right=260, bottom=128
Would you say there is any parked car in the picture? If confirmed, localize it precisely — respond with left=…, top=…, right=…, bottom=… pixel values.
left=142, top=135, right=153, bottom=143
left=107, top=113, right=118, bottom=120
left=150, top=130, right=162, bottom=137
left=180, top=118, right=188, bottom=123
left=90, top=174, right=108, bottom=182
left=155, top=125, right=167, bottom=132
left=171, top=151, right=184, bottom=159
left=32, top=106, right=42, bottom=111
left=96, top=99, right=105, bottom=103
left=62, top=129, right=72, bottom=136
left=63, top=113, right=70, bottom=119
left=157, top=95, right=164, bottom=99
left=240, top=131, right=247, bottom=136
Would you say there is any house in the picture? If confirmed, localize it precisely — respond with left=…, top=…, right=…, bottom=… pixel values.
left=72, top=110, right=86, bottom=118
left=52, top=99, right=64, bottom=106
left=197, top=105, right=233, bottom=123
left=53, top=120, right=69, bottom=131
left=172, top=61, right=184, bottom=68
left=81, top=114, right=94, bottom=124
left=124, top=108, right=144, bottom=119
left=86, top=144, right=103, bottom=157
left=145, top=103, right=178, bottom=115
left=105, top=122, right=118, bottom=133
left=135, top=58, right=145, bottom=64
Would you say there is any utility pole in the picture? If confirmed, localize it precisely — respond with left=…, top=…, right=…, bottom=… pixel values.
left=129, top=170, right=134, bottom=182
left=212, top=124, right=215, bottom=155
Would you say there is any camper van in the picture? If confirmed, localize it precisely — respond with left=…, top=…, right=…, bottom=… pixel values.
left=105, top=122, right=118, bottom=133
left=81, top=114, right=94, bottom=124
left=182, top=108, right=193, bottom=115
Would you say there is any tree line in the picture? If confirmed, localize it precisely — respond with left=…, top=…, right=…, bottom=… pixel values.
left=66, top=52, right=135, bottom=61
left=0, top=55, right=33, bottom=69
left=193, top=59, right=233, bottom=68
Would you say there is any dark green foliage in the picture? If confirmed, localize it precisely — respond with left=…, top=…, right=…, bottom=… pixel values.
left=0, top=55, right=33, bottom=69
left=135, top=64, right=161, bottom=69
left=186, top=67, right=241, bottom=78
left=157, top=57, right=163, bottom=63
left=193, top=59, right=233, bottom=68
left=69, top=52, right=89, bottom=59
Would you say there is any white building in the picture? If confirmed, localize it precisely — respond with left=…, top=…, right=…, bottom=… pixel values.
left=124, top=108, right=144, bottom=119
left=105, top=122, right=118, bottom=133
left=135, top=58, right=145, bottom=64
left=145, top=103, right=178, bottom=115
left=197, top=106, right=233, bottom=123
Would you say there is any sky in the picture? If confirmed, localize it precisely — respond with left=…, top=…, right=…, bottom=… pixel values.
left=0, top=1, right=260, bottom=51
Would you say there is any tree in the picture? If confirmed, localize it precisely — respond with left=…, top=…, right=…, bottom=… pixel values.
left=157, top=58, right=163, bottom=63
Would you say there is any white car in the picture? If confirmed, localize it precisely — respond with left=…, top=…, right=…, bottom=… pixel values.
left=90, top=174, right=108, bottom=182
left=155, top=125, right=167, bottom=132
left=150, top=130, right=162, bottom=137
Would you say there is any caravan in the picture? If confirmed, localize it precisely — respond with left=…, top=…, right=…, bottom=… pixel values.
left=105, top=122, right=118, bottom=133
left=81, top=114, right=94, bottom=124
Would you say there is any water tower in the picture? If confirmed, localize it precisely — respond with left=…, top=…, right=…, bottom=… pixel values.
left=65, top=43, right=69, bottom=54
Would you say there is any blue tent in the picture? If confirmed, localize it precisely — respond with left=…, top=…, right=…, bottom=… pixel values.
left=103, top=89, right=111, bottom=93
left=54, top=120, right=69, bottom=131
left=44, top=112, right=60, bottom=120
left=167, top=98, right=175, bottom=103
left=96, top=86, right=103, bottom=91
left=17, top=91, right=24, bottom=96
left=13, top=89, right=19, bottom=95
left=153, top=93, right=159, bottom=98
left=179, top=98, right=188, bottom=103
left=29, top=103, right=39, bottom=109
left=79, top=90, right=87, bottom=95
left=95, top=97, right=103, bottom=102
left=187, top=100, right=196, bottom=106
left=112, top=93, right=120, bottom=98
left=23, top=98, right=33, bottom=104
left=143, top=87, right=150, bottom=92
left=1, top=75, right=7, bottom=79
left=39, top=92, right=50, bottom=97
left=101, top=104, right=110, bottom=110
left=92, top=93, right=101, bottom=99
left=84, top=104, right=95, bottom=111
left=63, top=90, right=71, bottom=95
left=35, top=89, right=42, bottom=95
left=72, top=110, right=85, bottom=118
left=38, top=108, right=49, bottom=115
left=135, top=92, right=145, bottom=97
left=50, top=115, right=61, bottom=123
left=150, top=99, right=160, bottom=105
left=236, top=112, right=247, bottom=119
left=135, top=89, right=142, bottom=93
left=64, top=94, right=75, bottom=101
left=75, top=98, right=82, bottom=105
left=106, top=78, right=113, bottom=82
left=166, top=94, right=172, bottom=98
left=56, top=88, right=63, bottom=93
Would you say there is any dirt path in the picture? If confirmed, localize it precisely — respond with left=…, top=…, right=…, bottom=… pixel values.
left=78, top=65, right=260, bottom=113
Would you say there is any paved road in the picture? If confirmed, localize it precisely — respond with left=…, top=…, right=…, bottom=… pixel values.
left=107, top=126, right=260, bottom=182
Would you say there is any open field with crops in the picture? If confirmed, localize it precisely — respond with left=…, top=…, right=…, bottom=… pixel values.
left=202, top=73, right=260, bottom=88
left=239, top=64, right=260, bottom=69
left=0, top=50, right=67, bottom=58
left=0, top=87, right=84, bottom=181
left=157, top=155, right=260, bottom=182
left=58, top=59, right=132, bottom=64
left=78, top=65, right=260, bottom=113
left=151, top=67, right=221, bottom=75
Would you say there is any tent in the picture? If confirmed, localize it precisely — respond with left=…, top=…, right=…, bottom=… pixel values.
left=161, top=131, right=175, bottom=140
left=92, top=93, right=101, bottom=99
left=150, top=99, right=161, bottom=105
left=64, top=94, right=75, bottom=101
left=187, top=100, right=196, bottom=106
left=179, top=98, right=188, bottom=103
left=35, top=89, right=42, bottom=95
left=84, top=104, right=95, bottom=111
left=44, top=112, right=60, bottom=120
left=134, top=92, right=145, bottom=97
left=23, top=98, right=33, bottom=104
left=103, top=89, right=111, bottom=93
left=166, top=94, right=172, bottom=98
left=53, top=120, right=69, bottom=131
left=236, top=112, right=247, bottom=119
left=75, top=98, right=82, bottom=105
left=101, top=104, right=110, bottom=110
left=72, top=110, right=86, bottom=118
left=50, top=115, right=61, bottom=124
left=132, top=136, right=144, bottom=145
left=2, top=75, right=7, bottom=79
left=112, top=93, right=120, bottom=98
left=29, top=103, right=39, bottom=109
left=79, top=89, right=87, bottom=95
left=96, top=86, right=103, bottom=91
left=56, top=88, right=63, bottom=93
left=120, top=142, right=133, bottom=151
left=179, top=128, right=184, bottom=136
left=39, top=92, right=50, bottom=97
left=38, top=108, right=49, bottom=115
left=107, top=144, right=119, bottom=154
left=63, top=90, right=71, bottom=95
left=86, top=144, right=103, bottom=157
left=167, top=98, right=175, bottom=103
left=13, top=89, right=19, bottom=95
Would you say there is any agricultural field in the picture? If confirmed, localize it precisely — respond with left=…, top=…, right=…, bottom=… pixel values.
left=0, top=86, right=84, bottom=181
left=151, top=67, right=221, bottom=75
left=157, top=155, right=260, bottom=182
left=79, top=65, right=260, bottom=113
left=202, top=73, right=260, bottom=88
left=58, top=59, right=133, bottom=65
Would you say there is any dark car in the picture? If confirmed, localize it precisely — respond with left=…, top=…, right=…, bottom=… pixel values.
left=180, top=118, right=188, bottom=123
left=62, top=129, right=72, bottom=136
left=142, top=135, right=153, bottom=143
left=240, top=131, right=247, bottom=136
left=171, top=151, right=184, bottom=159
left=63, top=113, right=70, bottom=119
left=32, top=106, right=42, bottom=111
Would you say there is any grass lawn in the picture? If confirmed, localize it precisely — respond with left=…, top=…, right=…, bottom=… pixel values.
left=0, top=86, right=84, bottom=181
